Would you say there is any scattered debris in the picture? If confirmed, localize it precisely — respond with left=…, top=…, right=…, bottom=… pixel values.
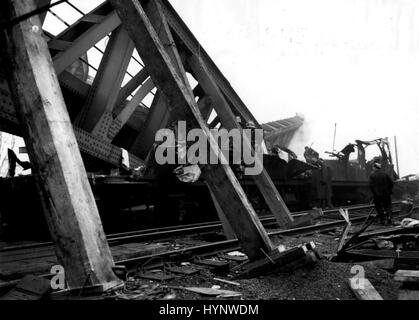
left=236, top=243, right=320, bottom=278
left=222, top=251, right=248, bottom=262
left=400, top=218, right=419, bottom=228
left=162, top=293, right=176, bottom=300
left=194, top=257, right=231, bottom=274
left=167, top=265, right=199, bottom=275
left=227, top=251, right=246, bottom=257
left=398, top=289, right=419, bottom=300
left=137, top=271, right=174, bottom=282
left=0, top=275, right=51, bottom=300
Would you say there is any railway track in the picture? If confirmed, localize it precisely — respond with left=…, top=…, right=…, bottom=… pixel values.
left=0, top=201, right=413, bottom=288
left=0, top=202, right=397, bottom=253
left=117, top=203, right=412, bottom=269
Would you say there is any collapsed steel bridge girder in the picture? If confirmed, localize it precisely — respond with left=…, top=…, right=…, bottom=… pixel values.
left=0, top=0, right=303, bottom=266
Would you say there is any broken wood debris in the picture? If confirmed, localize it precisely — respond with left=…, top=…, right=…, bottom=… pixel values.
left=194, top=257, right=231, bottom=274
left=335, top=209, right=352, bottom=253
left=0, top=275, right=50, bottom=300
left=167, top=265, right=199, bottom=276
left=179, top=286, right=242, bottom=298
left=235, top=243, right=320, bottom=278
left=137, top=270, right=175, bottom=282
left=394, top=270, right=419, bottom=284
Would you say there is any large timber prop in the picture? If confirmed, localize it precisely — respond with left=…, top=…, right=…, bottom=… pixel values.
left=0, top=0, right=319, bottom=288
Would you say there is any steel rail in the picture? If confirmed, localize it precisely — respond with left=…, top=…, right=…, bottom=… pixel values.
left=0, top=202, right=384, bottom=253
left=116, top=205, right=413, bottom=268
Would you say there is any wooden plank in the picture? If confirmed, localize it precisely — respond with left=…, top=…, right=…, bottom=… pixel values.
left=144, top=0, right=189, bottom=86
left=188, top=55, right=294, bottom=227
left=395, top=270, right=419, bottom=284
left=238, top=245, right=309, bottom=277
left=208, top=186, right=235, bottom=240
left=0, top=275, right=51, bottom=300
left=0, top=261, right=53, bottom=281
left=336, top=209, right=351, bottom=253
left=110, top=0, right=274, bottom=260
left=0, top=0, right=121, bottom=290
left=159, top=0, right=259, bottom=126
left=129, top=0, right=189, bottom=157
left=0, top=251, right=55, bottom=263
left=349, top=278, right=383, bottom=300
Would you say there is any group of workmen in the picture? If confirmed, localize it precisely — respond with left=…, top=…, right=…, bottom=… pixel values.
left=302, top=144, right=394, bottom=225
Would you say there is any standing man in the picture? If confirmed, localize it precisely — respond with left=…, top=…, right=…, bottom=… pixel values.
left=369, top=163, right=394, bottom=225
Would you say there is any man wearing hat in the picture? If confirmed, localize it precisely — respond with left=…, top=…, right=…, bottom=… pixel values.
left=369, top=162, right=394, bottom=224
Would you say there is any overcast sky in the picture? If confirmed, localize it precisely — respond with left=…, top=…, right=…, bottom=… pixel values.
left=40, top=0, right=419, bottom=176
left=170, top=0, right=419, bottom=176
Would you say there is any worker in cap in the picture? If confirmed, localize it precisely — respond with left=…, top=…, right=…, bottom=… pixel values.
left=369, top=162, right=393, bottom=225
left=246, top=121, right=255, bottom=129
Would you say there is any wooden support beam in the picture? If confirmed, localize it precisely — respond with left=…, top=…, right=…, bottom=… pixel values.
left=144, top=0, right=189, bottom=86
left=129, top=0, right=190, bottom=158
left=0, top=0, right=121, bottom=290
left=53, top=12, right=121, bottom=75
left=76, top=26, right=133, bottom=133
left=188, top=55, right=294, bottom=228
left=159, top=0, right=259, bottom=126
left=110, top=0, right=274, bottom=260
left=208, top=187, right=235, bottom=240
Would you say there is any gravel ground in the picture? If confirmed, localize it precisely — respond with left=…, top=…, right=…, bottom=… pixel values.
left=110, top=230, right=401, bottom=300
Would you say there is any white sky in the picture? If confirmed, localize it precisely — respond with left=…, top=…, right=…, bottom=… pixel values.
left=170, top=0, right=419, bottom=176
left=39, top=0, right=419, bottom=176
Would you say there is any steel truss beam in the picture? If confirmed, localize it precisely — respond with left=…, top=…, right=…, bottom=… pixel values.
left=76, top=26, right=134, bottom=134
left=53, top=12, right=121, bottom=75
left=0, top=80, right=144, bottom=169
